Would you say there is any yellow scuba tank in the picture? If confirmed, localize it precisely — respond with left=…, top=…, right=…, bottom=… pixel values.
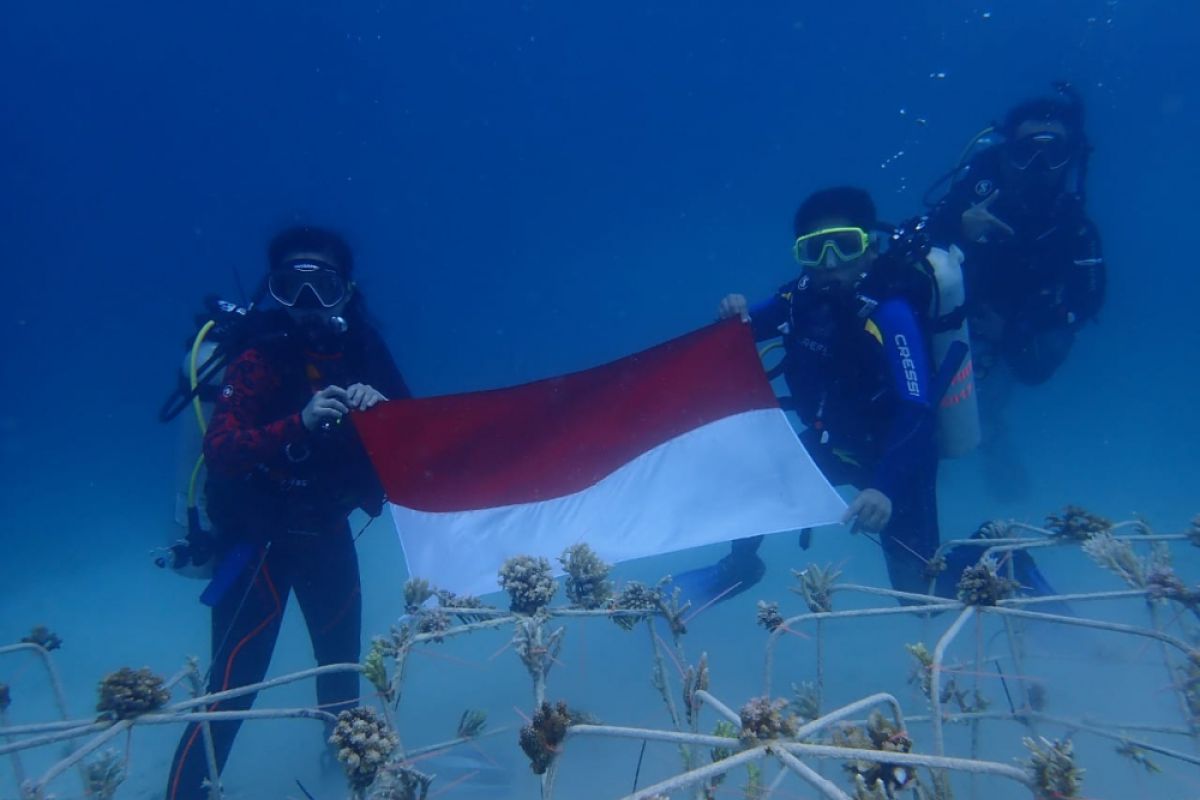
left=925, top=245, right=981, bottom=457
left=160, top=326, right=220, bottom=578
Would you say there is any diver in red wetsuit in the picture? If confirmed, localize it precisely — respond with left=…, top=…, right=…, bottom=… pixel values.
left=167, top=226, right=409, bottom=800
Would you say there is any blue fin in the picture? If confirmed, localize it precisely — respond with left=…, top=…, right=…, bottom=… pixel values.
left=1011, top=550, right=1073, bottom=616
left=672, top=552, right=766, bottom=613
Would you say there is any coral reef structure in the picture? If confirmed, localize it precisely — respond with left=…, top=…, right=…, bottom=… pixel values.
left=498, top=555, right=557, bottom=614
left=83, top=748, right=126, bottom=800
left=363, top=641, right=392, bottom=702
left=681, top=653, right=710, bottom=726
left=608, top=581, right=661, bottom=630
left=518, top=700, right=572, bottom=774
left=955, top=558, right=1019, bottom=606
left=513, top=617, right=565, bottom=682
left=710, top=719, right=738, bottom=763
left=403, top=578, right=436, bottom=613
left=1115, top=741, right=1161, bottom=774
left=792, top=563, right=840, bottom=614
left=1023, top=736, right=1083, bottom=799
left=96, top=667, right=170, bottom=720
left=559, top=543, right=613, bottom=609
left=434, top=589, right=493, bottom=623
left=365, top=760, right=432, bottom=800
left=1081, top=532, right=1154, bottom=588
left=21, top=625, right=63, bottom=651
left=756, top=601, right=783, bottom=632
left=415, top=609, right=451, bottom=642
left=906, top=643, right=988, bottom=713
left=329, top=707, right=399, bottom=793
left=457, top=708, right=487, bottom=739
left=608, top=578, right=689, bottom=635
left=738, top=697, right=798, bottom=743
left=1045, top=505, right=1112, bottom=540
left=789, top=682, right=820, bottom=723
left=832, top=711, right=915, bottom=798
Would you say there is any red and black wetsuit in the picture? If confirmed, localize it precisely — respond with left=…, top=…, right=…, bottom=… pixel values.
left=167, top=314, right=408, bottom=800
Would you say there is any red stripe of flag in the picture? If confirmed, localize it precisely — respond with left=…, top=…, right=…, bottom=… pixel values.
left=354, top=320, right=778, bottom=512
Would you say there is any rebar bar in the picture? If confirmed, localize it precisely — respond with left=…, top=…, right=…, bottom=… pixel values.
left=615, top=744, right=768, bottom=800
left=773, top=747, right=851, bottom=800
left=792, top=694, right=906, bottom=742
left=763, top=602, right=961, bottom=695
left=931, top=607, right=976, bottom=757
left=776, top=741, right=1034, bottom=787
left=1031, top=712, right=1200, bottom=767
left=692, top=689, right=741, bottom=727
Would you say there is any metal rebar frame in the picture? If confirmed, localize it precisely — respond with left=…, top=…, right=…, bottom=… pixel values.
left=2, top=517, right=1197, bottom=799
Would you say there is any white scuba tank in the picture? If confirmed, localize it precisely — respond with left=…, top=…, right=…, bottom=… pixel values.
left=926, top=245, right=981, bottom=458
left=166, top=341, right=218, bottom=578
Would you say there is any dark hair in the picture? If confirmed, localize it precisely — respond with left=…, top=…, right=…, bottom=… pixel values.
left=792, top=186, right=877, bottom=236
left=267, top=225, right=355, bottom=275
left=1001, top=95, right=1085, bottom=143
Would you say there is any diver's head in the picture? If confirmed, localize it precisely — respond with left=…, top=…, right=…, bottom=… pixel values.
left=791, top=186, right=878, bottom=294
left=1000, top=92, right=1086, bottom=185
left=266, top=225, right=356, bottom=338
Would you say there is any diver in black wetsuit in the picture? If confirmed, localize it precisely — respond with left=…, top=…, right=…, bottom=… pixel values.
left=926, top=86, right=1106, bottom=385
left=673, top=187, right=1054, bottom=607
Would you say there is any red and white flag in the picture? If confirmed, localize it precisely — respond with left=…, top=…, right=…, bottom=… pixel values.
left=354, top=320, right=845, bottom=597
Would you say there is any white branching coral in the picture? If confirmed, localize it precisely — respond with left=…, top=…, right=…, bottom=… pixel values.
left=498, top=555, right=557, bottom=614
left=559, top=543, right=613, bottom=609
left=329, top=707, right=399, bottom=793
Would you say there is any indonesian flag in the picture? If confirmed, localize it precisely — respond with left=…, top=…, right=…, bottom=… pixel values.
left=354, top=320, right=845, bottom=597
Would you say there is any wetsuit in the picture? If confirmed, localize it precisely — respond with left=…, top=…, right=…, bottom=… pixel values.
left=166, top=315, right=409, bottom=800
left=747, top=277, right=947, bottom=595
left=927, top=146, right=1106, bottom=384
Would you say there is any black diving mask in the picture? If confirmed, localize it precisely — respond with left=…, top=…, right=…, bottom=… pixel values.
left=1008, top=132, right=1072, bottom=172
left=268, top=262, right=348, bottom=309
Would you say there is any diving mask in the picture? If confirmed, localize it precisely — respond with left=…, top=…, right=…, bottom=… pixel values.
left=1008, top=131, right=1072, bottom=171
left=793, top=226, right=871, bottom=268
left=268, top=262, right=348, bottom=309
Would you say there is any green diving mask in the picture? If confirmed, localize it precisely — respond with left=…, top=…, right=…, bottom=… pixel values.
left=792, top=226, right=871, bottom=269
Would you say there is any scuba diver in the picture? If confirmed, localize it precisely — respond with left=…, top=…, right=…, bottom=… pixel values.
left=166, top=226, right=410, bottom=800
left=925, top=83, right=1106, bottom=385
left=672, top=187, right=1054, bottom=609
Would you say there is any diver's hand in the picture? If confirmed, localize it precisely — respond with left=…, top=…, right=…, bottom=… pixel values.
left=962, top=190, right=1015, bottom=243
left=717, top=293, right=750, bottom=322
left=302, top=386, right=351, bottom=431
left=842, top=489, right=893, bottom=534
left=346, top=383, right=387, bottom=411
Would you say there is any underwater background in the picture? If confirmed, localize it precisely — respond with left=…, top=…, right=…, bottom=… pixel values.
left=2, top=1, right=1199, bottom=798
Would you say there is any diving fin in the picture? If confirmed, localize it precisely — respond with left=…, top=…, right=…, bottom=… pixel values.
left=1011, top=550, right=1073, bottom=616
left=672, top=551, right=766, bottom=614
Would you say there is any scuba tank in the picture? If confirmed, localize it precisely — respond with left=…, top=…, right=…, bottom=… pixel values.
left=925, top=245, right=981, bottom=457
left=158, top=329, right=223, bottom=578
left=922, top=126, right=1003, bottom=209
left=858, top=218, right=980, bottom=458
left=156, top=295, right=268, bottom=578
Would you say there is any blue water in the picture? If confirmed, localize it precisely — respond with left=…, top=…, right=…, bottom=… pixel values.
left=2, top=1, right=1198, bottom=798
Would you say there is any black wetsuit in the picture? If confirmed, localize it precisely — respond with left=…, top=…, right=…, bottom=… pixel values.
left=166, top=315, right=409, bottom=800
left=927, top=146, right=1106, bottom=384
